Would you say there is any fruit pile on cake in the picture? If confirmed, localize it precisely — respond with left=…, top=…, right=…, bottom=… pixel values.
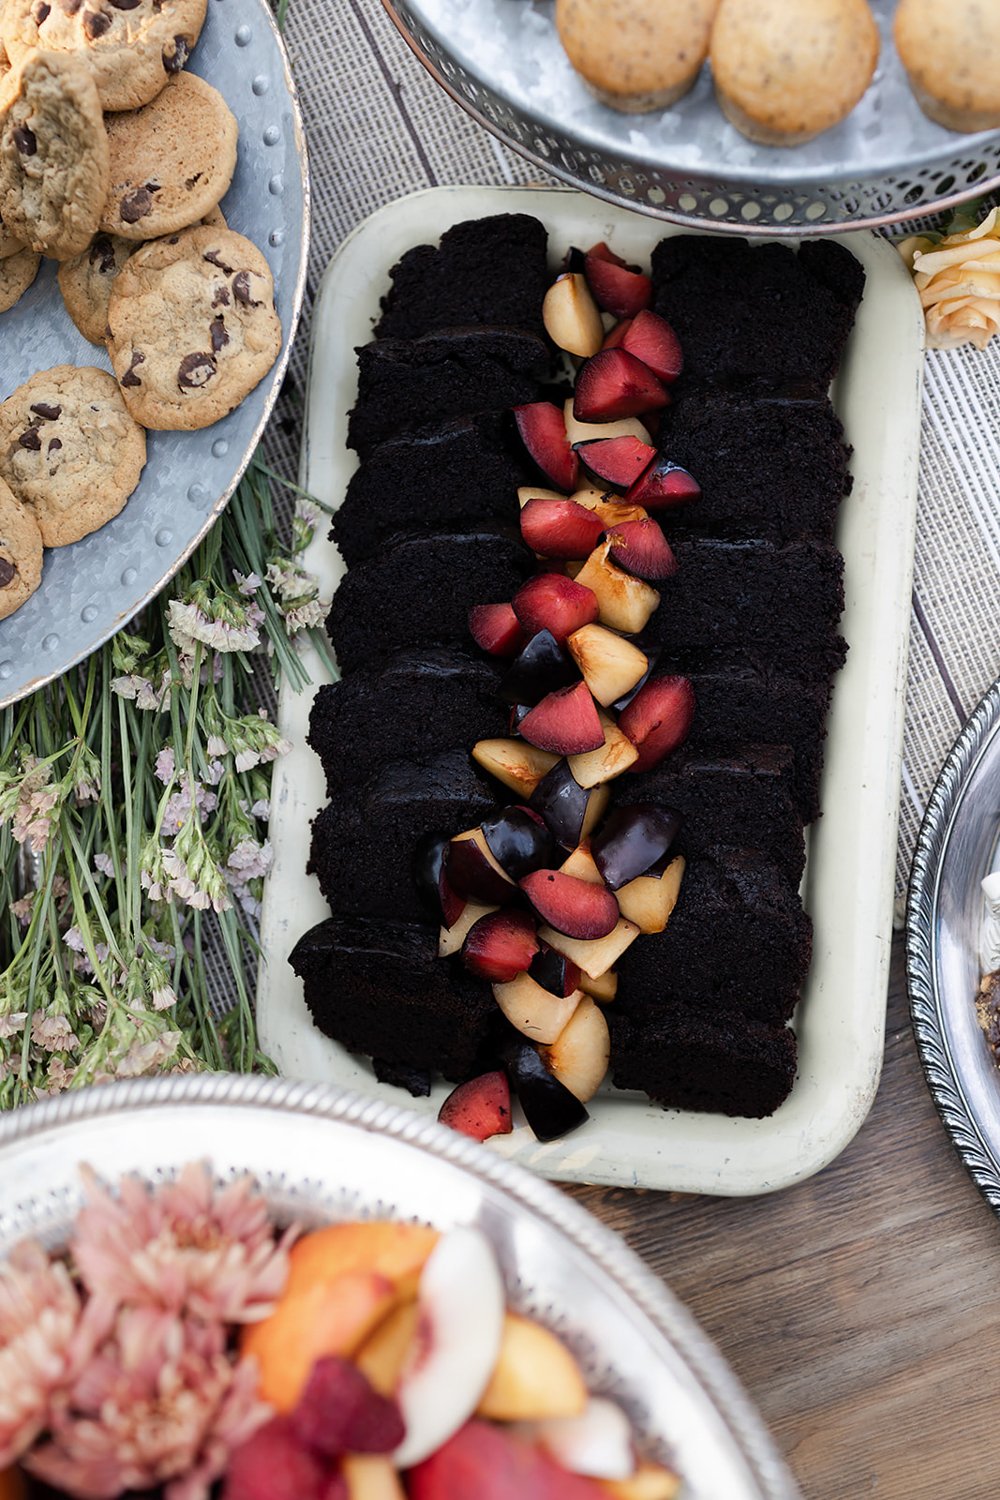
left=292, top=213, right=863, bottom=1139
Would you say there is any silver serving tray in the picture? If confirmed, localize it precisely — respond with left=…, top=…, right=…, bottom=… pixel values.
left=383, top=0, right=1000, bottom=233
left=0, top=0, right=309, bottom=712
left=0, top=1074, right=798, bottom=1500
left=907, top=677, right=1000, bottom=1210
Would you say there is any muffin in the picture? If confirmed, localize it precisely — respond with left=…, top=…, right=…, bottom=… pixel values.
left=710, top=0, right=879, bottom=145
left=895, top=0, right=1000, bottom=133
left=555, top=0, right=719, bottom=113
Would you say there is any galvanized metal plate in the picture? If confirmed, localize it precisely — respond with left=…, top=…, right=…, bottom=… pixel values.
left=0, top=1074, right=799, bottom=1499
left=383, top=0, right=1000, bottom=233
left=0, top=0, right=309, bottom=710
left=907, top=678, right=1000, bottom=1213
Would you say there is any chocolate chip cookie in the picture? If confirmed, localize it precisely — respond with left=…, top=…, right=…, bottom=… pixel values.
left=107, top=225, right=282, bottom=431
left=101, top=73, right=237, bottom=241
left=0, top=365, right=147, bottom=546
left=58, top=204, right=226, bottom=344
left=0, top=474, right=42, bottom=621
left=0, top=50, right=110, bottom=261
left=1, top=0, right=208, bottom=113
left=0, top=245, right=39, bottom=311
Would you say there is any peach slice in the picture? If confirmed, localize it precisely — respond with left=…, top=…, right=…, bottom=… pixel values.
left=575, top=542, right=660, bottom=635
left=342, top=1456, right=407, bottom=1500
left=539, top=997, right=610, bottom=1102
left=599, top=1462, right=681, bottom=1499
left=493, top=973, right=584, bottom=1045
left=286, top=1222, right=439, bottom=1297
left=393, top=1227, right=505, bottom=1468
left=477, top=1314, right=589, bottom=1422
left=355, top=1299, right=421, bottom=1396
left=544, top=273, right=605, bottom=358
left=534, top=1397, right=635, bottom=1481
left=564, top=398, right=651, bottom=448
left=242, top=1270, right=397, bottom=1411
left=539, top=917, right=640, bottom=980
left=473, top=739, right=560, bottom=798
left=568, top=625, right=649, bottom=709
left=615, top=857, right=685, bottom=935
left=581, top=967, right=618, bottom=1002
left=568, top=712, right=640, bottom=789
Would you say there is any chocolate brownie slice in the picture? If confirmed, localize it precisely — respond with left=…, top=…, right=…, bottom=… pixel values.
left=613, top=744, right=805, bottom=883
left=375, top=214, right=549, bottom=341
left=641, top=538, right=846, bottom=681
left=290, top=916, right=500, bottom=1083
left=614, top=851, right=812, bottom=1025
left=661, top=389, right=852, bottom=543
left=651, top=235, right=864, bottom=393
left=308, top=646, right=507, bottom=798
left=609, top=1007, right=797, bottom=1118
left=308, top=749, right=497, bottom=923
left=347, top=327, right=549, bottom=457
left=334, top=414, right=528, bottom=568
left=326, top=528, right=533, bottom=675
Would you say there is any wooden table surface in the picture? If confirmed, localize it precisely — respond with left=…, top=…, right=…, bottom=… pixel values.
left=571, top=932, right=999, bottom=1500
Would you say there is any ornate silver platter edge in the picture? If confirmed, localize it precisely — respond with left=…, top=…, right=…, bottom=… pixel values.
left=907, top=676, right=1000, bottom=1211
left=0, top=1073, right=799, bottom=1500
left=382, top=0, right=1000, bottom=234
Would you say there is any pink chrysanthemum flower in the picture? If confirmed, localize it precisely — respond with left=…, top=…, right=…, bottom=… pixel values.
left=25, top=1307, right=269, bottom=1500
left=0, top=1241, right=106, bottom=1467
left=72, top=1162, right=293, bottom=1325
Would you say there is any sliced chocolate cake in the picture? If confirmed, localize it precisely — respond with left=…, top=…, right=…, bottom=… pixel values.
left=642, top=538, right=847, bottom=680
left=290, top=916, right=503, bottom=1083
left=326, top=528, right=533, bottom=675
left=612, top=744, right=806, bottom=883
left=375, top=214, right=549, bottom=341
left=651, top=235, right=865, bottom=393
left=683, top=665, right=833, bottom=825
left=660, top=390, right=852, bottom=543
left=309, top=647, right=507, bottom=798
left=333, top=414, right=530, bottom=568
left=609, top=1007, right=797, bottom=1119
left=613, top=851, right=813, bottom=1026
left=347, top=327, right=549, bottom=457
left=308, top=750, right=497, bottom=923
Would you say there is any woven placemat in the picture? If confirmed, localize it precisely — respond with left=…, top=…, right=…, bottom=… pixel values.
left=275, top=0, right=1000, bottom=911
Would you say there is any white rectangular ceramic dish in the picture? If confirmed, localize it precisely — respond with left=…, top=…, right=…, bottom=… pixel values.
left=257, top=186, right=924, bottom=1195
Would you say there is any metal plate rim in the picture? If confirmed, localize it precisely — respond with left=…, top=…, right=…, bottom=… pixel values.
left=906, top=675, right=1000, bottom=1211
left=0, top=1073, right=799, bottom=1500
left=381, top=0, right=1000, bottom=234
left=0, top=0, right=311, bottom=713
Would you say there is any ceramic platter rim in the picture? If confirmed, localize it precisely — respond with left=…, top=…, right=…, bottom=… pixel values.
left=0, top=0, right=310, bottom=712
left=381, top=0, right=1000, bottom=234
left=906, top=675, right=1000, bottom=1213
left=256, top=184, right=924, bottom=1197
left=0, top=1071, right=800, bottom=1500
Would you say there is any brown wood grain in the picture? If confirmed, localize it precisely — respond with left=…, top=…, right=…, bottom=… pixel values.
left=570, top=934, right=1000, bottom=1499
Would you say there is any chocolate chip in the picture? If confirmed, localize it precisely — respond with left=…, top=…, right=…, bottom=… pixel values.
left=47, top=438, right=62, bottom=454
left=108, top=0, right=140, bottom=8
left=184, top=172, right=202, bottom=190
left=0, top=559, right=16, bottom=589
left=232, top=271, right=260, bottom=307
left=17, top=429, right=41, bottom=451
left=13, top=127, right=37, bottom=157
left=32, top=0, right=50, bottom=21
left=177, top=352, right=217, bottom=390
left=90, top=235, right=118, bottom=274
left=29, top=403, right=61, bottom=421
left=163, top=34, right=190, bottom=71
left=120, top=187, right=153, bottom=224
left=82, top=7, right=111, bottom=37
left=211, top=284, right=230, bottom=309
left=121, top=350, right=145, bottom=388
left=203, top=250, right=234, bottom=276
left=209, top=316, right=229, bottom=352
